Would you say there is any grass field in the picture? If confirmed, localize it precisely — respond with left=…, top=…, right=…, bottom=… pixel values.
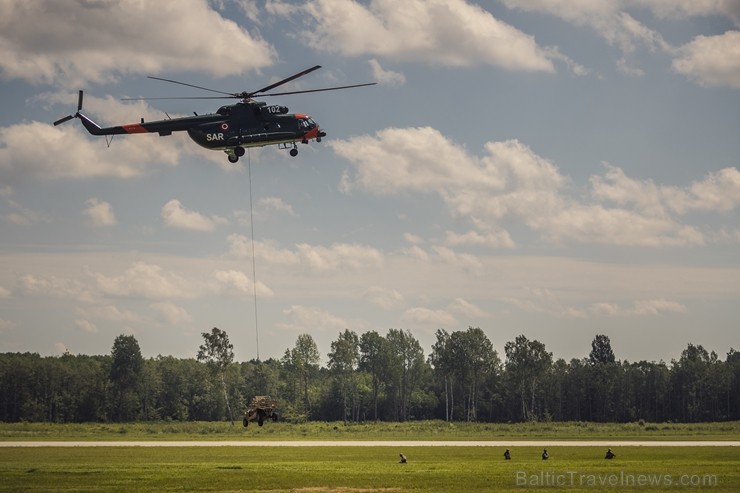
left=1, top=445, right=738, bottom=492
left=2, top=420, right=739, bottom=441
left=1, top=422, right=738, bottom=492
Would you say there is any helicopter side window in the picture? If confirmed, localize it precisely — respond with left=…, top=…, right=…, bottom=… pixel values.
left=216, top=106, right=231, bottom=116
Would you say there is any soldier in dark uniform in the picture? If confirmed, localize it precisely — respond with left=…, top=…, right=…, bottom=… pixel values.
left=399, top=453, right=407, bottom=463
left=605, top=448, right=615, bottom=459
left=504, top=449, right=511, bottom=460
left=542, top=449, right=549, bottom=460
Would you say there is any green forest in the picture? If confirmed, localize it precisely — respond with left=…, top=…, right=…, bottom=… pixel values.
left=1, top=327, right=737, bottom=424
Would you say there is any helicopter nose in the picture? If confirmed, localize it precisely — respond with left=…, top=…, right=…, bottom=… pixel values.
left=304, top=125, right=325, bottom=141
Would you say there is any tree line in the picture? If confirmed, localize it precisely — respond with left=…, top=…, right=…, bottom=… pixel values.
left=1, top=327, right=737, bottom=423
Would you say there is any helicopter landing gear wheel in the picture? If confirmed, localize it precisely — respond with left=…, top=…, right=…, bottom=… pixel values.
left=228, top=154, right=239, bottom=163
left=234, top=146, right=245, bottom=157
left=289, top=147, right=298, bottom=157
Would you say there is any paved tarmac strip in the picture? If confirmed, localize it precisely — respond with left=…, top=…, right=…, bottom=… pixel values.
left=1, top=440, right=738, bottom=447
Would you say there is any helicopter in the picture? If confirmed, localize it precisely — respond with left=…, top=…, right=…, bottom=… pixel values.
left=53, top=65, right=375, bottom=162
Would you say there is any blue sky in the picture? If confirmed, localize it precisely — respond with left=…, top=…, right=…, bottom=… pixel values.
left=1, top=0, right=739, bottom=364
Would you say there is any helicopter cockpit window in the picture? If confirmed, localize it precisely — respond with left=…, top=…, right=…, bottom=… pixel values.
left=216, top=106, right=231, bottom=116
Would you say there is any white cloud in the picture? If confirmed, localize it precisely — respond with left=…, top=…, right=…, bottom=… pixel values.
left=232, top=0, right=261, bottom=22
left=3, top=200, right=43, bottom=225
left=403, top=233, right=424, bottom=245
left=673, top=31, right=740, bottom=89
left=334, top=126, right=737, bottom=248
left=430, top=246, right=482, bottom=271
left=74, top=319, right=97, bottom=334
left=0, top=92, right=205, bottom=187
left=77, top=304, right=143, bottom=324
left=717, top=227, right=740, bottom=244
left=591, top=164, right=740, bottom=214
left=295, top=242, right=383, bottom=271
left=540, top=203, right=706, bottom=247
left=228, top=234, right=384, bottom=273
left=402, top=306, right=458, bottom=327
left=278, top=304, right=349, bottom=333
left=258, top=196, right=296, bottom=217
left=209, top=269, right=273, bottom=298
left=161, top=199, right=228, bottom=231
left=500, top=0, right=670, bottom=76
left=0, top=0, right=275, bottom=85
left=448, top=298, right=489, bottom=319
left=502, top=286, right=588, bottom=319
left=337, top=127, right=506, bottom=195
left=402, top=245, right=430, bottom=262
left=501, top=0, right=740, bottom=85
left=503, top=1, right=667, bottom=48
left=83, top=198, right=116, bottom=227
left=629, top=0, right=740, bottom=25
left=633, top=299, right=688, bottom=316
left=150, top=302, right=192, bottom=325
left=270, top=0, right=554, bottom=72
left=0, top=317, right=15, bottom=331
left=501, top=285, right=689, bottom=320
left=18, top=273, right=96, bottom=302
left=686, top=167, right=740, bottom=211
left=368, top=59, right=406, bottom=86
left=445, top=230, right=516, bottom=249
left=589, top=299, right=688, bottom=316
left=0, top=285, right=10, bottom=298
left=0, top=122, right=177, bottom=186
left=89, top=262, right=195, bottom=300
left=362, top=286, right=404, bottom=310
left=590, top=302, right=621, bottom=316
left=616, top=57, right=645, bottom=77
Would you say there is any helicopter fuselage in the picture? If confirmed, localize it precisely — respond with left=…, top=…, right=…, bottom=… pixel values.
left=75, top=100, right=325, bottom=162
left=185, top=101, right=323, bottom=152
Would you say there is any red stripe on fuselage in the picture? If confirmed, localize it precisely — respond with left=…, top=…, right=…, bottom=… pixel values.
left=122, top=124, right=148, bottom=134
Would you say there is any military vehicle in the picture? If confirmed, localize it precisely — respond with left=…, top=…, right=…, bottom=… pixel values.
left=242, top=395, right=278, bottom=427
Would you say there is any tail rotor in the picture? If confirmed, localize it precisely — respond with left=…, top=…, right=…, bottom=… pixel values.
left=53, top=90, right=83, bottom=126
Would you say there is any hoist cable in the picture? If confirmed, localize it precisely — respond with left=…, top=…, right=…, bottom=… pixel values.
left=247, top=150, right=260, bottom=361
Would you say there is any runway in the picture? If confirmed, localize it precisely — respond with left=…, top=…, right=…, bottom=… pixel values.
left=2, top=440, right=738, bottom=447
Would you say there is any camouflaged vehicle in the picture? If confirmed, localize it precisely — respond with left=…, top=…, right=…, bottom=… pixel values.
left=242, top=396, right=278, bottom=427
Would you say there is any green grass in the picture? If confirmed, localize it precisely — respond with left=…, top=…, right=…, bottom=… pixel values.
left=1, top=420, right=739, bottom=441
left=0, top=446, right=738, bottom=492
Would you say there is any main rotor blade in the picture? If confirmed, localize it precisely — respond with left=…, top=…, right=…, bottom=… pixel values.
left=77, top=90, right=83, bottom=111
left=248, top=65, right=322, bottom=97
left=147, top=76, right=235, bottom=96
left=257, top=82, right=377, bottom=97
left=53, top=115, right=74, bottom=126
left=120, top=96, right=233, bottom=101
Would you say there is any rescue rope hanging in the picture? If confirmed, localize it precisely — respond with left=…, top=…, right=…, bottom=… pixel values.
left=247, top=149, right=260, bottom=361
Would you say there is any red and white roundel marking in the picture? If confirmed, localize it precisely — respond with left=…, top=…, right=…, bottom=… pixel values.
left=221, top=123, right=229, bottom=131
